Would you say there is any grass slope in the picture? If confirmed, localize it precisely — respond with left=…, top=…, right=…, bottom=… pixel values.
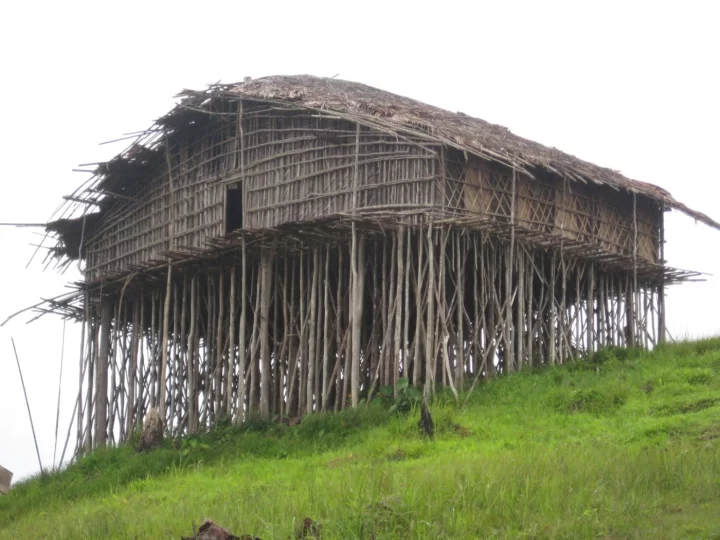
left=2, top=339, right=720, bottom=539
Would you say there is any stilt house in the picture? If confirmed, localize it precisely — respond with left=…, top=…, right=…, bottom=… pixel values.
left=44, top=75, right=719, bottom=452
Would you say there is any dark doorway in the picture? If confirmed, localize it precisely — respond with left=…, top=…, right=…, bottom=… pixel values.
left=225, top=185, right=243, bottom=233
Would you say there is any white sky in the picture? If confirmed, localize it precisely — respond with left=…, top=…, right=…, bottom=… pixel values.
left=1, top=0, right=718, bottom=481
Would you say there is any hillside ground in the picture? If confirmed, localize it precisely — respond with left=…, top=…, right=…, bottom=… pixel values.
left=2, top=338, right=720, bottom=539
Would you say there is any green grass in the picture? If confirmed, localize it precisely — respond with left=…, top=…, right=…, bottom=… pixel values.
left=2, top=338, right=720, bottom=539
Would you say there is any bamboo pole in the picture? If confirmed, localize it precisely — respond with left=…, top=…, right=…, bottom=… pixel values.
left=236, top=239, right=247, bottom=423
left=95, top=298, right=112, bottom=447
left=307, top=248, right=319, bottom=414
left=215, top=271, right=225, bottom=418
left=177, top=277, right=188, bottom=435
left=403, top=227, right=411, bottom=379
left=587, top=263, right=595, bottom=355
left=259, top=248, right=272, bottom=419
left=76, top=298, right=87, bottom=453
left=549, top=254, right=557, bottom=365
left=658, top=205, right=666, bottom=343
left=11, top=338, right=44, bottom=474
left=321, top=246, right=331, bottom=411
left=455, top=231, right=465, bottom=387
left=424, top=224, right=435, bottom=399
left=413, top=227, right=424, bottom=388
left=226, top=266, right=236, bottom=416
left=188, top=277, right=198, bottom=432
left=394, top=226, right=405, bottom=388
left=350, top=230, right=365, bottom=408
left=52, top=320, right=67, bottom=467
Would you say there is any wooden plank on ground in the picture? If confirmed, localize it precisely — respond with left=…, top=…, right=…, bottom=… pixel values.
left=0, top=465, right=12, bottom=494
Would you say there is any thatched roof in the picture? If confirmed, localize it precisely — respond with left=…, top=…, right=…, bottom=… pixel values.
left=213, top=75, right=717, bottom=229
left=48, top=74, right=720, bottom=244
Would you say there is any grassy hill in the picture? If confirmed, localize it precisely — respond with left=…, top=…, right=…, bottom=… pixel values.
left=2, top=339, right=720, bottom=539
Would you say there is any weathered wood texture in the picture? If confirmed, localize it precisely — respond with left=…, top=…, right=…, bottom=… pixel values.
left=83, top=108, right=442, bottom=280
left=0, top=465, right=12, bottom=495
left=75, top=224, right=664, bottom=452
left=38, top=83, right=701, bottom=458
left=79, top=106, right=661, bottom=281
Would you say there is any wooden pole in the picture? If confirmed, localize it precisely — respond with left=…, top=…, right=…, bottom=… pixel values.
left=350, top=230, right=365, bottom=408
left=350, top=122, right=363, bottom=409
left=127, top=301, right=139, bottom=437
left=76, top=297, right=87, bottom=454
left=658, top=205, right=666, bottom=343
left=95, top=299, right=112, bottom=448
left=159, top=266, right=173, bottom=424
left=52, top=319, right=67, bottom=467
left=631, top=192, right=638, bottom=347
left=394, top=226, right=405, bottom=388
left=403, top=227, right=411, bottom=379
left=214, top=271, right=225, bottom=418
left=549, top=254, right=557, bottom=365
left=188, top=277, right=198, bottom=432
left=237, top=240, right=247, bottom=423
left=11, top=338, right=44, bottom=474
left=455, top=231, right=465, bottom=387
left=259, top=248, right=273, bottom=419
left=321, top=247, right=331, bottom=411
left=424, top=224, right=435, bottom=399
left=307, top=248, right=319, bottom=414
left=413, top=228, right=424, bottom=388
left=506, top=168, right=517, bottom=372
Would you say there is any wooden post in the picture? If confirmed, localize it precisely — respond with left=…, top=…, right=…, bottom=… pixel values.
left=403, top=227, right=411, bottom=379
left=188, top=277, right=198, bottom=432
left=321, top=247, right=331, bottom=411
left=95, top=298, right=112, bottom=448
left=631, top=192, right=638, bottom=347
left=350, top=228, right=365, bottom=408
left=455, top=231, right=465, bottom=387
left=424, top=224, right=435, bottom=398
left=307, top=248, right=319, bottom=414
left=127, top=300, right=140, bottom=437
left=226, top=266, right=236, bottom=416
left=587, top=263, right=595, bottom=355
left=413, top=227, right=424, bottom=388
left=76, top=294, right=88, bottom=452
left=516, top=247, right=524, bottom=369
left=349, top=121, right=363, bottom=409
left=11, top=340, right=43, bottom=473
left=214, top=271, right=225, bottom=418
left=658, top=205, right=666, bottom=343
left=259, top=247, right=273, bottom=419
left=549, top=254, right=557, bottom=365
left=506, top=168, right=517, bottom=372
left=159, top=266, right=173, bottom=424
left=236, top=239, right=247, bottom=423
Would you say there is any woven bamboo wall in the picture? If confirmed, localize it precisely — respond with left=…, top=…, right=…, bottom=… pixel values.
left=83, top=104, right=661, bottom=280
left=84, top=103, right=441, bottom=279
left=449, top=154, right=661, bottom=263
left=240, top=105, right=441, bottom=228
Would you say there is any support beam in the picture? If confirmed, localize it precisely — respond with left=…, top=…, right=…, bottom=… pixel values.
left=95, top=298, right=112, bottom=448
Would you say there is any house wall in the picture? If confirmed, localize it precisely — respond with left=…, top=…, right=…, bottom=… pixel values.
left=82, top=102, right=661, bottom=280
left=84, top=102, right=442, bottom=279
left=447, top=153, right=661, bottom=264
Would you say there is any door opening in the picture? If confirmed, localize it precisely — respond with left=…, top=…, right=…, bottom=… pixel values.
left=225, top=185, right=243, bottom=233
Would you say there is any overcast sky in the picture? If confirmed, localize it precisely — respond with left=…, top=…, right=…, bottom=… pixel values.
left=1, top=0, right=718, bottom=481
